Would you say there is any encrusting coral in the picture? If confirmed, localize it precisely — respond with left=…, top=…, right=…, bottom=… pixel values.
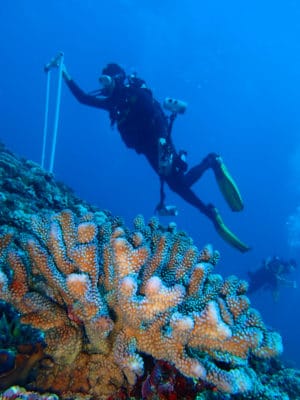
left=0, top=209, right=282, bottom=399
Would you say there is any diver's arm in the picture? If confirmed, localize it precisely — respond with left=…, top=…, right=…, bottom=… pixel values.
left=65, top=79, right=110, bottom=109
left=62, top=65, right=110, bottom=109
left=276, top=274, right=297, bottom=288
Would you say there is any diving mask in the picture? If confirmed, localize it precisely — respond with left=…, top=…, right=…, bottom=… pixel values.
left=99, top=74, right=115, bottom=95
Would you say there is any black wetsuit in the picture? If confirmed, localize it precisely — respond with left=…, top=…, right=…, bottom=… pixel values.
left=248, top=258, right=292, bottom=294
left=66, top=79, right=218, bottom=220
left=247, top=266, right=277, bottom=294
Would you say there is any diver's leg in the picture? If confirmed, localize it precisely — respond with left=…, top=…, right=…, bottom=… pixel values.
left=185, top=153, right=218, bottom=187
left=185, top=153, right=244, bottom=212
left=166, top=179, right=249, bottom=252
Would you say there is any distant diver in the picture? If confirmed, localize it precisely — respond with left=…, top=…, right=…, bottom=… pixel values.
left=248, top=256, right=297, bottom=301
left=61, top=62, right=250, bottom=252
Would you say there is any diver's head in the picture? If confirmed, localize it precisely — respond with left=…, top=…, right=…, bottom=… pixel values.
left=99, top=63, right=126, bottom=96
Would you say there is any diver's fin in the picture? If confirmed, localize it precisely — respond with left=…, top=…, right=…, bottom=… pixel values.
left=211, top=207, right=250, bottom=253
left=213, top=157, right=244, bottom=212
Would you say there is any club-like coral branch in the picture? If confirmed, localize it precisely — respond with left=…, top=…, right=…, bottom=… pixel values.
left=0, top=210, right=283, bottom=398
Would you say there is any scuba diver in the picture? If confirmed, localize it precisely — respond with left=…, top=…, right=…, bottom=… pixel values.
left=248, top=256, right=297, bottom=301
left=61, top=62, right=250, bottom=252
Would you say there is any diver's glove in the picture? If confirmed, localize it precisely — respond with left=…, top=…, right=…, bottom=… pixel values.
left=213, top=156, right=244, bottom=212
left=155, top=202, right=178, bottom=217
left=207, top=204, right=250, bottom=253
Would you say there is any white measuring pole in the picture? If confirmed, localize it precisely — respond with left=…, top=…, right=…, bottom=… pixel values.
left=42, top=52, right=64, bottom=173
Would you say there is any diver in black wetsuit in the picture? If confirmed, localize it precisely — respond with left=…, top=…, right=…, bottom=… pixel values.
left=248, top=256, right=297, bottom=301
left=62, top=62, right=249, bottom=252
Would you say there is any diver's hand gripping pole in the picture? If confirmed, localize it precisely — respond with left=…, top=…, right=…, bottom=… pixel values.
left=44, top=52, right=64, bottom=72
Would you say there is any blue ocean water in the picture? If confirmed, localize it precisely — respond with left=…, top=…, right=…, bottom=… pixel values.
left=0, top=0, right=299, bottom=368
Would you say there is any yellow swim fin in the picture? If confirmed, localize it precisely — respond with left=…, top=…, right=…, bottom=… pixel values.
left=211, top=206, right=250, bottom=253
left=213, top=157, right=244, bottom=212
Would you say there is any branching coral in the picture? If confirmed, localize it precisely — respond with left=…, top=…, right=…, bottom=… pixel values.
left=0, top=210, right=282, bottom=398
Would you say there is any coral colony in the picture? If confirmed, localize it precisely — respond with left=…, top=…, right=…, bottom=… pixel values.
left=0, top=209, right=282, bottom=399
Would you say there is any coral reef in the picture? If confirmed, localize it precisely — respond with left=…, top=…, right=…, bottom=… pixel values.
left=0, top=209, right=282, bottom=398
left=0, top=386, right=58, bottom=400
left=0, top=142, right=299, bottom=399
left=0, top=141, right=103, bottom=234
left=0, top=301, right=45, bottom=389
